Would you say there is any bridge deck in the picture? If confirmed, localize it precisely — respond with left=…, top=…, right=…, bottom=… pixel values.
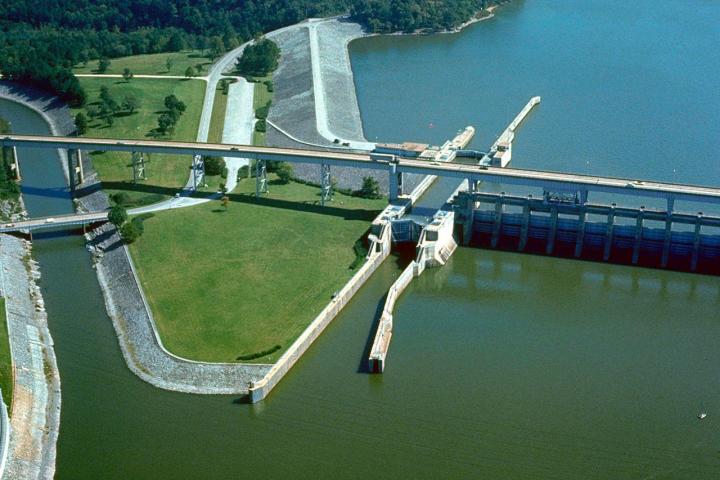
left=3, top=135, right=720, bottom=206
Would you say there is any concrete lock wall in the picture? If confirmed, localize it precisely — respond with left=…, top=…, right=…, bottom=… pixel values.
left=249, top=224, right=392, bottom=403
left=368, top=261, right=416, bottom=373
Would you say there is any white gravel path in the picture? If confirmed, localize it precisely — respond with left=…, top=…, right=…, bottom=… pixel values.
left=310, top=19, right=375, bottom=151
left=221, top=78, right=254, bottom=192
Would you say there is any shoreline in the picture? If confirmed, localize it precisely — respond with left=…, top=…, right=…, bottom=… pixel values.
left=0, top=234, right=61, bottom=480
left=0, top=86, right=66, bottom=480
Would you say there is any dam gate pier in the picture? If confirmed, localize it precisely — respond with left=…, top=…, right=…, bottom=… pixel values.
left=453, top=189, right=720, bottom=275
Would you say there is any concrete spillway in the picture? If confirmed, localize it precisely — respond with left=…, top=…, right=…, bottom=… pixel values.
left=455, top=191, right=720, bottom=274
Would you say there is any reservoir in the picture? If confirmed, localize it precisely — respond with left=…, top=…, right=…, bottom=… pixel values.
left=3, top=0, right=720, bottom=478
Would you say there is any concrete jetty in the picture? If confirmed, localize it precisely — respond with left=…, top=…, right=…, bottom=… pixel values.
left=479, top=96, right=541, bottom=167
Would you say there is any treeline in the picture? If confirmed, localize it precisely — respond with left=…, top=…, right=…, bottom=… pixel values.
left=351, top=0, right=497, bottom=33
left=0, top=0, right=495, bottom=105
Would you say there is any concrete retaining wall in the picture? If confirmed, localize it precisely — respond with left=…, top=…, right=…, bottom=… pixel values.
left=367, top=261, right=416, bottom=373
left=249, top=222, right=392, bottom=402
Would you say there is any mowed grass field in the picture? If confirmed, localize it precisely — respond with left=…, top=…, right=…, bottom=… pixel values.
left=0, top=298, right=12, bottom=411
left=207, top=83, right=230, bottom=144
left=128, top=176, right=386, bottom=363
left=72, top=77, right=205, bottom=206
left=73, top=50, right=212, bottom=76
left=252, top=76, right=272, bottom=146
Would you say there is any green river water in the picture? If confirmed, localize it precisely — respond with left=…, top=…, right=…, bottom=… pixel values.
left=2, top=0, right=720, bottom=478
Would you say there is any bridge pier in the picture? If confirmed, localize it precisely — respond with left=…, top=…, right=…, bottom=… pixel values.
left=192, top=154, right=205, bottom=190
left=691, top=213, right=703, bottom=272
left=517, top=195, right=532, bottom=251
left=388, top=163, right=402, bottom=202
left=3, top=146, right=20, bottom=180
left=546, top=205, right=558, bottom=255
left=603, top=204, right=616, bottom=261
left=631, top=207, right=645, bottom=265
left=491, top=193, right=505, bottom=248
left=255, top=159, right=268, bottom=197
left=131, top=151, right=147, bottom=183
left=67, top=148, right=85, bottom=190
left=660, top=198, right=675, bottom=268
left=574, top=205, right=587, bottom=258
left=320, top=163, right=332, bottom=206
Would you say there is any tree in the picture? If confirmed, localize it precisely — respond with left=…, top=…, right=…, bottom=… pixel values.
left=120, top=220, right=143, bottom=243
left=221, top=196, right=230, bottom=210
left=210, top=36, right=225, bottom=60
left=203, top=156, right=225, bottom=176
left=122, top=94, right=139, bottom=113
left=219, top=79, right=230, bottom=95
left=98, top=57, right=111, bottom=73
left=195, top=63, right=203, bottom=75
left=122, top=68, right=133, bottom=81
left=74, top=112, right=88, bottom=135
left=235, top=39, right=280, bottom=77
left=165, top=57, right=174, bottom=73
left=275, top=162, right=293, bottom=184
left=105, top=114, right=115, bottom=127
left=157, top=113, right=175, bottom=134
left=108, top=205, right=128, bottom=226
left=358, top=176, right=381, bottom=199
left=184, top=66, right=195, bottom=78
left=99, top=87, right=119, bottom=116
left=164, top=95, right=186, bottom=113
left=110, top=192, right=131, bottom=206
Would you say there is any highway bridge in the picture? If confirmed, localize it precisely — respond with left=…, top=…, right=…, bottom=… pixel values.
left=4, top=135, right=720, bottom=210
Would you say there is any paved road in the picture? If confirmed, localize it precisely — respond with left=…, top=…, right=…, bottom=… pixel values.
left=75, top=74, right=207, bottom=81
left=4, top=135, right=720, bottom=205
left=221, top=78, right=255, bottom=192
left=305, top=20, right=375, bottom=151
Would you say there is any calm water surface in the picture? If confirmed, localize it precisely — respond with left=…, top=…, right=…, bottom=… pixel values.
left=2, top=0, right=720, bottom=478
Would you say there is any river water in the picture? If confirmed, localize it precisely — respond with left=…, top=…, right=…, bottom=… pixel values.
left=2, top=1, right=720, bottom=478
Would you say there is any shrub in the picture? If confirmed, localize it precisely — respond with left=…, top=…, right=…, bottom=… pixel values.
left=120, top=220, right=143, bottom=243
left=110, top=192, right=132, bottom=206
left=357, top=176, right=381, bottom=199
left=203, top=156, right=226, bottom=176
left=236, top=344, right=281, bottom=361
left=74, top=112, right=88, bottom=135
left=255, top=101, right=271, bottom=120
left=108, top=205, right=128, bottom=226
left=275, top=162, right=293, bottom=184
left=350, top=237, right=368, bottom=270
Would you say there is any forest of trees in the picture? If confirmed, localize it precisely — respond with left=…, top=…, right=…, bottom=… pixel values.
left=0, top=0, right=495, bottom=105
left=351, top=0, right=496, bottom=33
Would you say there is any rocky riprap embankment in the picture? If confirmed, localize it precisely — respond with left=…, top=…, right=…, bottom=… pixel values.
left=0, top=234, right=61, bottom=480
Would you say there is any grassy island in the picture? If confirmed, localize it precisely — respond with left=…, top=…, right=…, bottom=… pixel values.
left=128, top=177, right=385, bottom=363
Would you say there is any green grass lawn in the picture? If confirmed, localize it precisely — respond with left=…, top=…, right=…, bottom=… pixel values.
left=0, top=298, right=13, bottom=412
left=128, top=176, right=386, bottom=363
left=72, top=77, right=205, bottom=206
left=252, top=77, right=272, bottom=146
left=73, top=50, right=212, bottom=77
left=208, top=83, right=230, bottom=144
